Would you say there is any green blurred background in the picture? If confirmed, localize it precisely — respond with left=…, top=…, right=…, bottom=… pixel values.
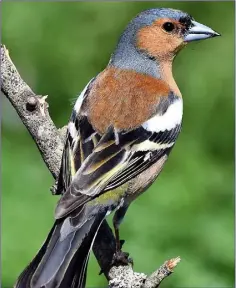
left=2, top=2, right=234, bottom=287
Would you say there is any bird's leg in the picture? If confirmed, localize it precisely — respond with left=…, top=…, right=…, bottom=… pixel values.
left=114, top=222, right=120, bottom=250
left=113, top=205, right=128, bottom=251
left=113, top=217, right=125, bottom=252
left=111, top=205, right=133, bottom=266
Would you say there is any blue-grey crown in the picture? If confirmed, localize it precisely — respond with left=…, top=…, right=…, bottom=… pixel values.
left=134, top=8, right=191, bottom=25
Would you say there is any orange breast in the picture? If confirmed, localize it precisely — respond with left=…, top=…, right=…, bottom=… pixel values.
left=85, top=67, right=170, bottom=134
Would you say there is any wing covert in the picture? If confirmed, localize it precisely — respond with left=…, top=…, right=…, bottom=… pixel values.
left=55, top=77, right=100, bottom=195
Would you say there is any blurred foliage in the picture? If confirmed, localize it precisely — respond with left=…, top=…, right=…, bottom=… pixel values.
left=2, top=2, right=234, bottom=288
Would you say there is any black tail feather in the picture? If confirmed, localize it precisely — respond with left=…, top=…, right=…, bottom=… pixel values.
left=15, top=213, right=106, bottom=288
left=14, top=223, right=58, bottom=288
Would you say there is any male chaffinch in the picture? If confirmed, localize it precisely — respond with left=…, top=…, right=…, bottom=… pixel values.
left=15, top=8, right=220, bottom=288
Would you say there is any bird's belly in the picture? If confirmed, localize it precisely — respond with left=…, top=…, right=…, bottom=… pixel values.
left=126, top=154, right=168, bottom=202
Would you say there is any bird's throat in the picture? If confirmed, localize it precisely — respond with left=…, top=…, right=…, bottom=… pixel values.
left=159, top=60, right=181, bottom=97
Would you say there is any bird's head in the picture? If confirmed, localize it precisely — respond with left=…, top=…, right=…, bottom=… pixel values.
left=134, top=8, right=220, bottom=60
left=112, top=8, right=220, bottom=64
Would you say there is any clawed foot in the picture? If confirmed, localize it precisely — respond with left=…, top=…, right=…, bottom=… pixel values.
left=98, top=250, right=133, bottom=275
left=98, top=240, right=131, bottom=275
left=112, top=238, right=133, bottom=266
left=112, top=250, right=133, bottom=267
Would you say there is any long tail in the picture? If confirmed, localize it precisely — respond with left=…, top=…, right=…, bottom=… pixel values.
left=15, top=212, right=106, bottom=288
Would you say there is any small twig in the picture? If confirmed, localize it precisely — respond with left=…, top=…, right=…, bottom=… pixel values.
left=1, top=44, right=180, bottom=287
left=58, top=125, right=68, bottom=142
left=143, top=257, right=181, bottom=288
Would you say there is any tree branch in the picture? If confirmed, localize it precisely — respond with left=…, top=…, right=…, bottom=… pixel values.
left=1, top=44, right=180, bottom=288
left=1, top=47, right=63, bottom=179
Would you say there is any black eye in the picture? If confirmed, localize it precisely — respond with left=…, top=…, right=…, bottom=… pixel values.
left=162, top=22, right=175, bottom=32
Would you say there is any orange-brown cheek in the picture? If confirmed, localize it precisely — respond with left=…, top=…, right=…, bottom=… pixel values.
left=136, top=20, right=184, bottom=59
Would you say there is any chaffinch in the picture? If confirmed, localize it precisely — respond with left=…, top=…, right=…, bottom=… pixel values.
left=16, top=8, right=220, bottom=288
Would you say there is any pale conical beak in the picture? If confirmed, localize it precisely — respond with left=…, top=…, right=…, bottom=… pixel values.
left=184, top=20, right=221, bottom=42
